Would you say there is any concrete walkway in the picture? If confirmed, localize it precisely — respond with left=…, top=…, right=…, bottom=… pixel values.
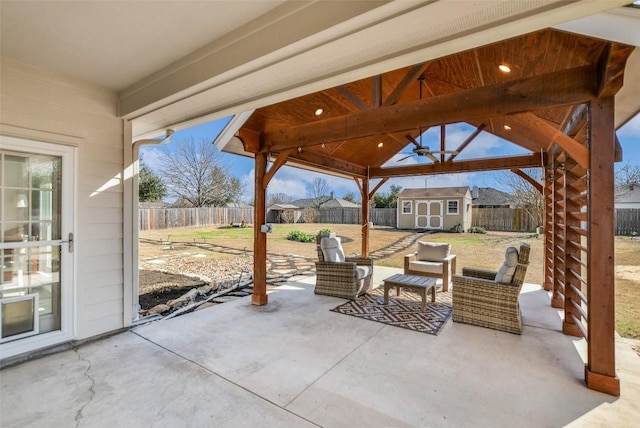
left=2, top=267, right=639, bottom=427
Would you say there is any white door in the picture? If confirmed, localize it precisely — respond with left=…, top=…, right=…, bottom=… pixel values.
left=415, top=200, right=443, bottom=229
left=0, top=136, right=75, bottom=357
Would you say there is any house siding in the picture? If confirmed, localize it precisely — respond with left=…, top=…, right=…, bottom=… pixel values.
left=1, top=57, right=124, bottom=342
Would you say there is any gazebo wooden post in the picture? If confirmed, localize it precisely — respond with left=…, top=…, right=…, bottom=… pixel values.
left=586, top=96, right=619, bottom=396
left=252, top=152, right=269, bottom=306
left=361, top=178, right=370, bottom=257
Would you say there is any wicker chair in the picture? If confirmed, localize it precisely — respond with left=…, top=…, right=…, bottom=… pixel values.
left=314, top=234, right=373, bottom=299
left=452, top=243, right=531, bottom=334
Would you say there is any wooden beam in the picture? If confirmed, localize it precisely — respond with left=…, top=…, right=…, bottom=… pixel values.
left=353, top=177, right=363, bottom=196
left=509, top=113, right=590, bottom=169
left=447, top=124, right=485, bottom=162
left=361, top=178, right=370, bottom=257
left=440, top=125, right=445, bottom=163
left=370, top=154, right=543, bottom=178
left=369, top=178, right=389, bottom=200
left=383, top=62, right=430, bottom=106
left=511, top=168, right=543, bottom=193
left=615, top=134, right=623, bottom=163
left=336, top=85, right=369, bottom=111
left=586, top=96, right=619, bottom=396
left=288, top=150, right=367, bottom=178
left=238, top=129, right=260, bottom=153
left=252, top=152, right=268, bottom=306
left=372, top=75, right=382, bottom=109
left=597, top=43, right=635, bottom=98
left=263, top=150, right=293, bottom=189
left=561, top=103, right=587, bottom=137
left=261, top=65, right=597, bottom=153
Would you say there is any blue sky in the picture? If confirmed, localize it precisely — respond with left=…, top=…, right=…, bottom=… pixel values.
left=141, top=113, right=640, bottom=203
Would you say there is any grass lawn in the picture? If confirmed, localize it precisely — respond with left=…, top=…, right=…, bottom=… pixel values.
left=140, top=224, right=640, bottom=338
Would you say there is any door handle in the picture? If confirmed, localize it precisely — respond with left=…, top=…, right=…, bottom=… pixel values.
left=60, top=232, right=74, bottom=253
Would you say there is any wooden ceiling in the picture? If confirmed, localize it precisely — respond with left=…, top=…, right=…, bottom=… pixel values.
left=236, top=29, right=634, bottom=179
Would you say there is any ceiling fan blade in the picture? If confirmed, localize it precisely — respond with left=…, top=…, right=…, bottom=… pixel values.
left=397, top=154, right=416, bottom=162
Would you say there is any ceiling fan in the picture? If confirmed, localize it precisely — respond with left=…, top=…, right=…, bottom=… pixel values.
left=397, top=75, right=458, bottom=163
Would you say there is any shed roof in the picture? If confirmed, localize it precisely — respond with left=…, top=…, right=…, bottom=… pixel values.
left=398, top=187, right=470, bottom=199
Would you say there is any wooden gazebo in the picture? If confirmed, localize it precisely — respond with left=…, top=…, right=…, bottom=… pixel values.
left=220, top=29, right=635, bottom=396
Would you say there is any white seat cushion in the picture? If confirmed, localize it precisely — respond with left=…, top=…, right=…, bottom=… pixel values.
left=356, top=265, right=372, bottom=279
left=416, top=242, right=451, bottom=262
left=495, top=246, right=519, bottom=283
left=320, top=236, right=346, bottom=262
left=409, top=260, right=444, bottom=275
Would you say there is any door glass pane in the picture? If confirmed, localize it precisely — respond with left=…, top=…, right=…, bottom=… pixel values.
left=1, top=150, right=62, bottom=341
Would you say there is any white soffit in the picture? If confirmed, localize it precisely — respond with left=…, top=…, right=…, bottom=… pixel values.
left=128, top=0, right=631, bottom=139
left=0, top=1, right=286, bottom=91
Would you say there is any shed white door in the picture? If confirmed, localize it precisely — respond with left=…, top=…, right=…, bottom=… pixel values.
left=415, top=200, right=443, bottom=229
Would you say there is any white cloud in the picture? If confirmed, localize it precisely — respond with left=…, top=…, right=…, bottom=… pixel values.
left=139, top=146, right=166, bottom=173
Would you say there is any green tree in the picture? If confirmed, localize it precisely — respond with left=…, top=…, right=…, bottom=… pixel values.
left=138, top=161, right=166, bottom=202
left=372, top=184, right=402, bottom=208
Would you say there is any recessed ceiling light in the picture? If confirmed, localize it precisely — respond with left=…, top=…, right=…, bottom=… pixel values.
left=377, top=142, right=384, bottom=148
left=315, top=108, right=323, bottom=116
left=321, top=142, right=326, bottom=149
left=504, top=125, right=511, bottom=130
left=498, top=64, right=511, bottom=73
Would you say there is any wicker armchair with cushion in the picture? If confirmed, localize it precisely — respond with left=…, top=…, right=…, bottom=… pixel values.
left=314, top=234, right=373, bottom=299
left=452, top=243, right=531, bottom=334
left=404, top=242, right=456, bottom=291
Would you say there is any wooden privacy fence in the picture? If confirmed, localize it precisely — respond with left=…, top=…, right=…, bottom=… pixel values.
left=472, top=207, right=537, bottom=232
left=615, top=209, right=640, bottom=236
left=139, top=207, right=254, bottom=231
left=139, top=207, right=398, bottom=230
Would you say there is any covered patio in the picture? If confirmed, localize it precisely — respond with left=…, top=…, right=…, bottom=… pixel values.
left=2, top=268, right=639, bottom=426
left=213, top=28, right=638, bottom=397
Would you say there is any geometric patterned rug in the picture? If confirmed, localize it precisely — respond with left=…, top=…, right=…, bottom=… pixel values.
left=331, top=287, right=452, bottom=336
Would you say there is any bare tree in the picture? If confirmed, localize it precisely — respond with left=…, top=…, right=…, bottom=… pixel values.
left=499, top=169, right=544, bottom=227
left=342, top=192, right=358, bottom=203
left=267, top=192, right=293, bottom=206
left=305, top=177, right=330, bottom=208
left=300, top=208, right=319, bottom=223
left=160, top=137, right=243, bottom=207
left=615, top=162, right=640, bottom=199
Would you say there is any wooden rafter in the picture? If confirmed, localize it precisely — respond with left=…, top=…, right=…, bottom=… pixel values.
left=261, top=65, right=597, bottom=153
left=288, top=150, right=368, bottom=178
left=370, top=154, right=542, bottom=178
left=511, top=168, right=543, bottom=193
left=508, top=113, right=590, bottom=169
left=372, top=75, right=382, bottom=108
left=336, top=85, right=369, bottom=111
left=382, top=62, right=430, bottom=106
left=447, top=124, right=485, bottom=162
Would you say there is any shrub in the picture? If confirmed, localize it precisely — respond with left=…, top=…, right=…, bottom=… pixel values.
left=318, top=228, right=331, bottom=236
left=469, top=226, right=486, bottom=234
left=286, top=230, right=315, bottom=243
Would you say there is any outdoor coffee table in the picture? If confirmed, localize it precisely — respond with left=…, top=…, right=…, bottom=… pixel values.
left=383, top=274, right=438, bottom=311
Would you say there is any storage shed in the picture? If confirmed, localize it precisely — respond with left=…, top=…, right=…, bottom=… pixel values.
left=397, top=187, right=472, bottom=231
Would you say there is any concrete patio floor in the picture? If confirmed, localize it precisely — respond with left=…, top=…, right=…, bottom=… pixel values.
left=2, top=267, right=639, bottom=427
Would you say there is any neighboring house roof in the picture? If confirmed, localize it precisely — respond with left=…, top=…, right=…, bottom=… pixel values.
left=284, top=196, right=361, bottom=209
left=268, top=204, right=302, bottom=210
left=398, top=187, right=470, bottom=198
left=471, top=187, right=515, bottom=207
left=223, top=202, right=253, bottom=208
left=321, top=198, right=360, bottom=208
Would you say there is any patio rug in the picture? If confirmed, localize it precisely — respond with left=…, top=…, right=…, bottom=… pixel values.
left=331, top=287, right=452, bottom=335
